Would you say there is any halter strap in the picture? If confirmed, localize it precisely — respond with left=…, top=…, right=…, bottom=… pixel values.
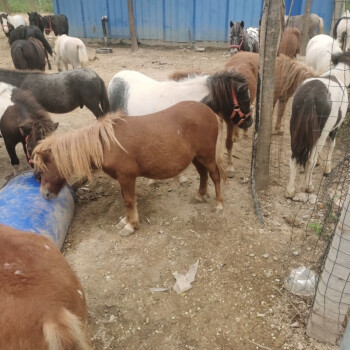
left=230, top=88, right=252, bottom=126
left=44, top=16, right=53, bottom=32
left=229, top=33, right=245, bottom=51
left=25, top=135, right=34, bottom=166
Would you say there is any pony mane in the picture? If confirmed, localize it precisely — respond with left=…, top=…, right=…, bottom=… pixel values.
left=168, top=70, right=208, bottom=82
left=278, top=54, right=316, bottom=98
left=33, top=113, right=126, bottom=180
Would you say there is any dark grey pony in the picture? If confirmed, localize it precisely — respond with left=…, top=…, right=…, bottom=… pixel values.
left=0, top=68, right=110, bottom=117
left=285, top=14, right=324, bottom=39
left=229, top=21, right=259, bottom=56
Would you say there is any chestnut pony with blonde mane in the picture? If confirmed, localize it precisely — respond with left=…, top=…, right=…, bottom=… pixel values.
left=34, top=101, right=227, bottom=236
left=0, top=224, right=89, bottom=350
left=224, top=51, right=315, bottom=133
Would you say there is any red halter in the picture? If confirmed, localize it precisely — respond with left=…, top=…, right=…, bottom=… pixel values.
left=25, top=135, right=34, bottom=166
left=44, top=17, right=53, bottom=33
left=230, top=33, right=245, bottom=51
left=230, top=88, right=252, bottom=126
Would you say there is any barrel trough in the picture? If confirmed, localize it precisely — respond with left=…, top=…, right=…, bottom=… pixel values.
left=0, top=171, right=75, bottom=250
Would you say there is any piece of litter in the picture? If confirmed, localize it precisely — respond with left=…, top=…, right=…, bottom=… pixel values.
left=173, top=259, right=199, bottom=294
left=149, top=287, right=168, bottom=292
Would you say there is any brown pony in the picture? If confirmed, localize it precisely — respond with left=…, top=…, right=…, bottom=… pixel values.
left=278, top=27, right=301, bottom=59
left=224, top=51, right=315, bottom=132
left=0, top=85, right=59, bottom=172
left=11, top=37, right=46, bottom=71
left=33, top=101, right=227, bottom=236
left=0, top=224, right=90, bottom=350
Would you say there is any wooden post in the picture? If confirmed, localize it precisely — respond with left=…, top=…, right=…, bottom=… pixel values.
left=299, top=0, right=312, bottom=55
left=307, top=189, right=350, bottom=345
left=0, top=0, right=9, bottom=13
left=253, top=0, right=284, bottom=191
left=331, top=0, right=345, bottom=35
left=128, top=0, right=138, bottom=52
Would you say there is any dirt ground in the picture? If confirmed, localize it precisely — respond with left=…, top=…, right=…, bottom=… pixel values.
left=0, top=28, right=341, bottom=350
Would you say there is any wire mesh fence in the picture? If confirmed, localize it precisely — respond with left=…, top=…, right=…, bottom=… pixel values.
left=267, top=0, right=350, bottom=345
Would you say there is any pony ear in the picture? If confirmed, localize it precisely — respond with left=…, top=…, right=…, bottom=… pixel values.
left=54, top=122, right=59, bottom=131
left=240, top=21, right=244, bottom=28
left=19, top=121, right=34, bottom=136
left=230, top=21, right=233, bottom=28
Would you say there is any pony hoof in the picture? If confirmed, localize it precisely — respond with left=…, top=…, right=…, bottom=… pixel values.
left=216, top=203, right=224, bottom=212
left=148, top=179, right=157, bottom=187
left=285, top=190, right=295, bottom=199
left=178, top=174, right=188, bottom=185
left=305, top=186, right=314, bottom=193
left=227, top=170, right=235, bottom=178
left=194, top=194, right=209, bottom=203
left=116, top=217, right=127, bottom=230
left=119, top=223, right=135, bottom=237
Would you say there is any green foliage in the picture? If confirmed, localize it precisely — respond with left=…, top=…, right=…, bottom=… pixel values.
left=1, top=0, right=53, bottom=13
left=308, top=222, right=325, bottom=236
left=347, top=0, right=350, bottom=10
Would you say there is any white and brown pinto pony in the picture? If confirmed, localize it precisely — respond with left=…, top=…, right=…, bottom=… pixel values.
left=54, top=34, right=88, bottom=71
left=108, top=70, right=252, bottom=178
left=33, top=101, right=227, bottom=236
left=0, top=13, right=26, bottom=37
left=305, top=34, right=342, bottom=75
left=0, top=224, right=90, bottom=350
left=286, top=52, right=350, bottom=198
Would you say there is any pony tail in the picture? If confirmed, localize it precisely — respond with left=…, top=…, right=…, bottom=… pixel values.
left=43, top=308, right=90, bottom=350
left=11, top=47, right=28, bottom=70
left=317, top=17, right=324, bottom=34
left=215, top=115, right=227, bottom=182
left=100, top=78, right=110, bottom=115
left=290, top=99, right=318, bottom=167
left=77, top=44, right=88, bottom=67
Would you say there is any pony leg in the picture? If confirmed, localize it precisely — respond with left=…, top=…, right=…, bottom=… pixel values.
left=192, top=158, right=209, bottom=202
left=303, top=148, right=318, bottom=193
left=285, top=157, right=297, bottom=198
left=117, top=176, right=139, bottom=236
left=226, top=122, right=235, bottom=178
left=323, top=134, right=337, bottom=175
left=208, top=167, right=223, bottom=210
left=274, top=97, right=288, bottom=132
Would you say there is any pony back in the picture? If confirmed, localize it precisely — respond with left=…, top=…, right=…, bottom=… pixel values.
left=0, top=224, right=90, bottom=350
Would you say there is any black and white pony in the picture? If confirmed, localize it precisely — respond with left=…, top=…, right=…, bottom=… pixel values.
left=286, top=51, right=350, bottom=198
left=333, top=10, right=350, bottom=52
left=8, top=25, right=52, bottom=70
left=0, top=13, right=26, bottom=37
left=229, top=21, right=259, bottom=56
left=28, top=12, right=69, bottom=36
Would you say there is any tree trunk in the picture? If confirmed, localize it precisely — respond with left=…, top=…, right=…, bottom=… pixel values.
left=253, top=0, right=284, bottom=191
left=128, top=0, right=138, bottom=52
left=0, top=0, right=9, bottom=13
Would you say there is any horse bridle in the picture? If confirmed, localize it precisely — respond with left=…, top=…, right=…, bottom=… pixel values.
left=230, top=88, right=251, bottom=126
left=230, top=33, right=245, bottom=52
left=44, top=16, right=53, bottom=33
left=25, top=135, right=34, bottom=166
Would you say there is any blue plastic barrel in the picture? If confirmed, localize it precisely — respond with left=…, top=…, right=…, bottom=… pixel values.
left=0, top=171, right=75, bottom=250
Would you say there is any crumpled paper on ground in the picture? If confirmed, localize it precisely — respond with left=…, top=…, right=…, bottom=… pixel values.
left=173, top=260, right=199, bottom=294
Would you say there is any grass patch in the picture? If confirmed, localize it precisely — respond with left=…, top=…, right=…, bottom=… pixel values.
left=1, top=0, right=53, bottom=13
